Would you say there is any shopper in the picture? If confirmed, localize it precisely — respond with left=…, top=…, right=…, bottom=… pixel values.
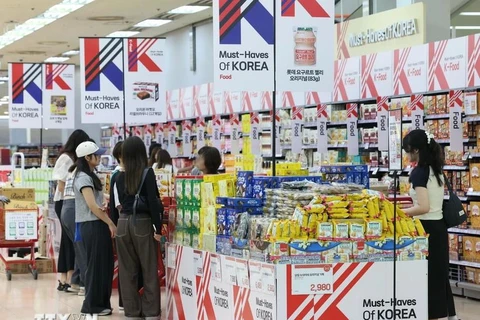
left=153, top=149, right=178, bottom=174
left=402, top=129, right=457, bottom=320
left=148, top=143, right=162, bottom=168
left=190, top=146, right=209, bottom=175
left=52, top=129, right=89, bottom=292
left=73, top=141, right=115, bottom=316
left=195, top=146, right=222, bottom=175
left=113, top=136, right=163, bottom=320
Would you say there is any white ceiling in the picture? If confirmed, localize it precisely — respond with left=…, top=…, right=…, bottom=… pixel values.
left=452, top=0, right=480, bottom=37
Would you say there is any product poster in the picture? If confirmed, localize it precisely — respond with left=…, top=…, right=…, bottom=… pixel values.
left=428, top=37, right=467, bottom=91
left=111, top=125, right=121, bottom=147
left=212, top=115, right=222, bottom=151
left=275, top=0, right=334, bottom=93
left=361, top=51, right=393, bottom=99
left=250, top=112, right=262, bottom=155
left=197, top=117, right=206, bottom=151
left=291, top=106, right=304, bottom=154
left=224, top=91, right=242, bottom=114
left=262, top=91, right=273, bottom=110
left=393, top=44, right=427, bottom=96
left=464, top=90, right=477, bottom=115
left=377, top=97, right=389, bottom=151
left=5, top=210, right=38, bottom=240
left=449, top=90, right=464, bottom=152
left=230, top=114, right=241, bottom=155
left=8, top=63, right=43, bottom=128
left=410, top=95, right=424, bottom=130
left=213, top=0, right=274, bottom=92
left=279, top=91, right=305, bottom=109
left=243, top=91, right=262, bottom=112
left=42, top=64, right=75, bottom=129
left=333, top=57, right=360, bottom=102
left=467, top=34, right=480, bottom=88
left=80, top=38, right=124, bottom=124
left=180, top=87, right=193, bottom=119
left=155, top=123, right=164, bottom=144
left=317, top=104, right=328, bottom=153
left=194, top=84, right=208, bottom=117
left=347, top=103, right=359, bottom=156
left=123, top=38, right=166, bottom=124
left=183, top=121, right=193, bottom=157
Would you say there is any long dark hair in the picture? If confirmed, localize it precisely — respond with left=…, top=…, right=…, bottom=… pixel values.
left=155, top=149, right=173, bottom=169
left=112, top=141, right=123, bottom=164
left=73, top=138, right=102, bottom=191
left=61, top=129, right=90, bottom=161
left=123, top=136, right=148, bottom=195
left=201, top=147, right=222, bottom=175
left=403, top=129, right=444, bottom=186
left=148, top=146, right=161, bottom=167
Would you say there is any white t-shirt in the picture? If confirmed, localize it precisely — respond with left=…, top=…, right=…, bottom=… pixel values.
left=409, top=166, right=444, bottom=220
left=52, top=154, right=73, bottom=202
left=153, top=163, right=178, bottom=174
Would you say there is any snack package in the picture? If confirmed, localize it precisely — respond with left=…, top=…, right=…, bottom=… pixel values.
left=184, top=207, right=192, bottom=229
left=176, top=207, right=185, bottom=229
left=350, top=223, right=365, bottom=239
left=190, top=179, right=201, bottom=206
left=192, top=207, right=200, bottom=230
left=236, top=171, right=254, bottom=197
left=217, top=208, right=227, bottom=235
left=365, top=219, right=383, bottom=239
left=317, top=222, right=333, bottom=240
left=333, top=221, right=349, bottom=240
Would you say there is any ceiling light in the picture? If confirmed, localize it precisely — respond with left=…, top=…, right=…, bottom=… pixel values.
left=0, top=82, right=4, bottom=85
left=134, top=19, right=172, bottom=28
left=62, top=50, right=80, bottom=56
left=168, top=5, right=210, bottom=14
left=0, top=96, right=9, bottom=101
left=0, top=102, right=8, bottom=106
left=106, top=31, right=139, bottom=38
left=460, top=12, right=480, bottom=16
left=44, top=57, right=70, bottom=63
left=0, top=77, right=8, bottom=81
left=3, top=111, right=8, bottom=115
left=452, top=26, right=480, bottom=30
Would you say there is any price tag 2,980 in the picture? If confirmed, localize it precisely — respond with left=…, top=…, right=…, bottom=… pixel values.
left=291, top=264, right=333, bottom=295
left=193, top=250, right=203, bottom=277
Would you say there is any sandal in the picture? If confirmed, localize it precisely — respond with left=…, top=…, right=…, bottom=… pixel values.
left=57, top=280, right=66, bottom=291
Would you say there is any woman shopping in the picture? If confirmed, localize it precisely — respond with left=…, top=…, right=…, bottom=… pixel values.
left=112, top=136, right=163, bottom=319
left=194, top=146, right=222, bottom=175
left=73, top=141, right=115, bottom=316
left=52, top=129, right=89, bottom=292
left=402, top=129, right=458, bottom=320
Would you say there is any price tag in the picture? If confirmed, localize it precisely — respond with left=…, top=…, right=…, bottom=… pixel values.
left=210, top=254, right=222, bottom=283
left=222, top=256, right=237, bottom=286
left=364, top=143, right=369, bottom=150
left=167, top=245, right=176, bottom=269
left=249, top=261, right=263, bottom=293
left=236, top=258, right=249, bottom=289
left=193, top=250, right=203, bottom=277
left=261, top=263, right=276, bottom=296
left=291, top=264, right=333, bottom=295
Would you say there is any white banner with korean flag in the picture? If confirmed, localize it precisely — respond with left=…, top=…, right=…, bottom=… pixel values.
left=449, top=90, right=464, bottom=152
left=42, top=64, right=75, bottom=129
left=8, top=63, right=43, bottom=128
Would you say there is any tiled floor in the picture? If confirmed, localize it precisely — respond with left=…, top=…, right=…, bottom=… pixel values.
left=0, top=273, right=479, bottom=319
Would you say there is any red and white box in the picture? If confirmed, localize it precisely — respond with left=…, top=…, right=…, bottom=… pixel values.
left=179, top=87, right=193, bottom=119
left=361, top=51, right=393, bottom=99
left=393, top=44, right=428, bottom=95
left=132, top=82, right=159, bottom=101
left=467, top=34, right=480, bottom=88
left=428, top=37, right=466, bottom=91
left=213, top=90, right=224, bottom=115
left=334, top=56, right=360, bottom=102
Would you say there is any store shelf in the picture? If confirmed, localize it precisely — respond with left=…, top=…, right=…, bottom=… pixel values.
left=327, top=121, right=347, bottom=126
left=465, top=115, right=480, bottom=122
left=448, top=228, right=480, bottom=235
left=469, top=153, right=480, bottom=159
left=424, top=113, right=450, bottom=120
left=357, top=119, right=377, bottom=124
left=359, top=143, right=378, bottom=149
left=303, top=122, right=317, bottom=128
left=467, top=191, right=480, bottom=197
left=328, top=143, right=347, bottom=148
left=444, top=195, right=468, bottom=201
left=436, top=138, right=471, bottom=144
left=369, top=167, right=389, bottom=173
left=450, top=260, right=480, bottom=268
left=443, top=165, right=468, bottom=171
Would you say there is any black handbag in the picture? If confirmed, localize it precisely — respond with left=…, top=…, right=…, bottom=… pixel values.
left=443, top=173, right=467, bottom=228
left=133, top=168, right=149, bottom=224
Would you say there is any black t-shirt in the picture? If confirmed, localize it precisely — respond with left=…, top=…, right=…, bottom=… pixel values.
left=409, top=166, right=429, bottom=189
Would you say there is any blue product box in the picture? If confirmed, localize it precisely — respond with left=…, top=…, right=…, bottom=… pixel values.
left=236, top=171, right=254, bottom=198
left=216, top=235, right=232, bottom=255
left=227, top=207, right=264, bottom=215
left=252, top=177, right=270, bottom=199
left=216, top=197, right=229, bottom=205
left=226, top=210, right=237, bottom=236
left=217, top=208, right=227, bottom=235
left=226, top=197, right=263, bottom=207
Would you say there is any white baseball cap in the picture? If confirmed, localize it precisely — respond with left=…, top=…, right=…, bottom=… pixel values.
left=76, top=141, right=107, bottom=158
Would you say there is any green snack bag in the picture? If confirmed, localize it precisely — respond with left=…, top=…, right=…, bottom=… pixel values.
left=191, top=207, right=200, bottom=231
left=184, top=207, right=193, bottom=229
left=176, top=207, right=184, bottom=229
left=192, top=179, right=202, bottom=207
left=175, top=179, right=184, bottom=205
left=184, top=178, right=192, bottom=206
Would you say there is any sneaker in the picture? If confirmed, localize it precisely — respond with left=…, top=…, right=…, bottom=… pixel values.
left=57, top=280, right=66, bottom=291
left=97, top=309, right=112, bottom=316
left=65, top=284, right=80, bottom=293
left=78, top=287, right=85, bottom=296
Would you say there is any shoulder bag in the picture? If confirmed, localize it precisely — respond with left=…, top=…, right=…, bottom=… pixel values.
left=443, top=173, right=467, bottom=228
left=133, top=168, right=149, bottom=225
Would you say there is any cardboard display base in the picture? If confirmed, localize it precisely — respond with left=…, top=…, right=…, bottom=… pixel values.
left=166, top=244, right=428, bottom=320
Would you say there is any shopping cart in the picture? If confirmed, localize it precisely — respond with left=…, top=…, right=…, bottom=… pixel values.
left=0, top=208, right=39, bottom=281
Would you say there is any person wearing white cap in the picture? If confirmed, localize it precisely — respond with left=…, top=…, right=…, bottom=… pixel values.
left=73, top=140, right=115, bottom=316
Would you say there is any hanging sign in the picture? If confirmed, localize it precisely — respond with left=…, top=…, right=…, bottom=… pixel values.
left=347, top=103, right=359, bottom=156
left=42, top=64, right=75, bottom=129
left=250, top=112, right=262, bottom=155
left=196, top=117, right=206, bottom=151
left=213, top=0, right=274, bottom=92
left=213, top=91, right=224, bottom=115
left=224, top=91, right=242, bottom=114
left=428, top=37, right=466, bottom=91
left=274, top=110, right=281, bottom=156
left=291, top=106, right=304, bottom=154
left=212, top=115, right=222, bottom=151
left=410, top=94, right=424, bottom=130
left=464, top=90, right=477, bottom=115
left=467, top=34, right=480, bottom=88
left=155, top=123, right=164, bottom=144
left=317, top=104, right=328, bottom=153
left=230, top=114, right=241, bottom=155
left=8, top=63, right=43, bottom=129
left=180, top=87, right=193, bottom=119
left=377, top=96, right=389, bottom=151
left=168, top=122, right=177, bottom=157
left=262, top=91, right=273, bottom=110
left=334, top=57, right=361, bottom=102
left=306, top=91, right=332, bottom=107
left=194, top=84, right=208, bottom=117
left=449, top=90, right=464, bottom=152
left=183, top=120, right=193, bottom=157
left=291, top=264, right=333, bottom=296
left=243, top=91, right=262, bottom=112
left=80, top=38, right=124, bottom=124
left=361, top=51, right=393, bottom=99
left=275, top=0, right=334, bottom=92
left=393, top=44, right=427, bottom=95
left=123, top=38, right=166, bottom=124
left=143, top=125, right=152, bottom=150
left=167, top=90, right=179, bottom=120
left=133, top=126, right=143, bottom=138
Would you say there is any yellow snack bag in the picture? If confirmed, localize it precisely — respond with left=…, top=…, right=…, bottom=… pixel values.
left=365, top=219, right=383, bottom=238
left=414, top=219, right=427, bottom=236
left=326, top=201, right=350, bottom=208
left=347, top=193, right=365, bottom=201
left=333, top=220, right=349, bottom=239
left=350, top=207, right=369, bottom=215
left=372, top=197, right=380, bottom=216
left=330, top=213, right=350, bottom=219
left=326, top=207, right=350, bottom=214
left=317, top=222, right=333, bottom=239
left=350, top=199, right=369, bottom=208
left=350, top=222, right=365, bottom=239
left=406, top=219, right=418, bottom=237
left=304, top=204, right=326, bottom=214
left=351, top=213, right=369, bottom=219
left=323, top=195, right=346, bottom=202
left=280, top=220, right=291, bottom=238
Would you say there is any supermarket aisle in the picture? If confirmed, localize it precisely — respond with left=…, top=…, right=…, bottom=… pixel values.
left=0, top=274, right=479, bottom=320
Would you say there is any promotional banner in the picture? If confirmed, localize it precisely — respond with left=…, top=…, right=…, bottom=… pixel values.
left=317, top=104, right=328, bottom=153
left=410, top=94, right=424, bottom=130
left=262, top=91, right=273, bottom=110
left=212, top=115, right=222, bottom=151
left=347, top=103, right=359, bottom=156
left=250, top=112, right=262, bottom=155
left=143, top=125, right=152, bottom=150
left=197, top=117, right=206, bottom=151
left=183, top=121, right=193, bottom=157
left=334, top=57, right=361, bottom=102
left=361, top=51, right=393, bottom=99
left=377, top=96, right=389, bottom=151
left=305, top=91, right=331, bottom=107
left=42, top=64, right=75, bottom=129
left=181, top=87, right=194, bottom=119
left=449, top=90, right=464, bottom=152
left=243, top=91, right=262, bottom=112
left=80, top=38, right=124, bottom=124
left=168, top=123, right=177, bottom=157
left=224, top=91, right=242, bottom=114
left=279, top=91, right=305, bottom=109
left=428, top=37, right=467, bottom=91
left=291, top=106, right=304, bottom=154
left=276, top=0, right=334, bottom=92
left=213, top=0, right=274, bottom=91
left=393, top=44, right=428, bottom=95
left=123, top=38, right=166, bottom=124
left=213, top=91, right=224, bottom=115
left=194, top=84, right=209, bottom=117
left=155, top=123, right=164, bottom=144
left=230, top=114, right=241, bottom=155
left=8, top=63, right=43, bottom=128
left=467, top=34, right=480, bottom=88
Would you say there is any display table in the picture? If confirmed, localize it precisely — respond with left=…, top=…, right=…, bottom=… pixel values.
left=166, top=244, right=428, bottom=320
